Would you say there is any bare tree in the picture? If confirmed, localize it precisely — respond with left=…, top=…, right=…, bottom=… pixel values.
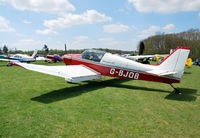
left=3, top=45, right=8, bottom=54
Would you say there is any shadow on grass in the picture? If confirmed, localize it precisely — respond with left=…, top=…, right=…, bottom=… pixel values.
left=0, top=64, right=8, bottom=67
left=184, top=71, right=192, bottom=74
left=31, top=78, right=197, bottom=103
left=165, top=88, right=198, bottom=102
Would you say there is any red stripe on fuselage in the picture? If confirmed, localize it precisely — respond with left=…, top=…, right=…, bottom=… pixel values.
left=63, top=57, right=180, bottom=83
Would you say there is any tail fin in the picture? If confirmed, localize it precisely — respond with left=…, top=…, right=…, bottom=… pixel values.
left=31, top=49, right=38, bottom=58
left=156, top=47, right=191, bottom=79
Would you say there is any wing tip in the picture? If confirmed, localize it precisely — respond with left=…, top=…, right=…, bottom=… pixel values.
left=10, top=62, right=25, bottom=68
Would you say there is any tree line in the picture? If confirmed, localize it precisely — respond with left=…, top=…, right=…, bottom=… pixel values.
left=140, top=29, right=200, bottom=59
left=0, top=45, right=135, bottom=56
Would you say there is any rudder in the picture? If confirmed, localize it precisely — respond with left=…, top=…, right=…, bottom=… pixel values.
left=31, top=49, right=38, bottom=58
left=157, top=47, right=191, bottom=79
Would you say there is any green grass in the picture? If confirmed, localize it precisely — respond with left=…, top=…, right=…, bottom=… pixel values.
left=0, top=61, right=200, bottom=137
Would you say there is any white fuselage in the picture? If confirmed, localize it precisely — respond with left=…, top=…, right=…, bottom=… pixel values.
left=100, top=53, right=156, bottom=73
left=9, top=54, right=36, bottom=62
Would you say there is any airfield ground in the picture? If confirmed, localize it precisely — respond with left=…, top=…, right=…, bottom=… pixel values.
left=0, top=61, right=200, bottom=137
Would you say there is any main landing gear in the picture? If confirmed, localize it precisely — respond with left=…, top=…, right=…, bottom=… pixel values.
left=169, top=83, right=182, bottom=95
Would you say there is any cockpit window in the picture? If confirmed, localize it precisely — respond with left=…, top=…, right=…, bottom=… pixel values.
left=81, top=50, right=106, bottom=62
left=14, top=55, right=22, bottom=58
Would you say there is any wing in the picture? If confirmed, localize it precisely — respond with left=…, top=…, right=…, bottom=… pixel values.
left=0, top=58, right=11, bottom=61
left=0, top=58, right=21, bottom=62
left=11, top=62, right=102, bottom=83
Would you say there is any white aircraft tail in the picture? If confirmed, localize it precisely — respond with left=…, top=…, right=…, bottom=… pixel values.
left=155, top=47, right=191, bottom=79
left=31, top=49, right=38, bottom=58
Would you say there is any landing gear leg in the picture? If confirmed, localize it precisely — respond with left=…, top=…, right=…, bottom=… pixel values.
left=169, top=83, right=181, bottom=95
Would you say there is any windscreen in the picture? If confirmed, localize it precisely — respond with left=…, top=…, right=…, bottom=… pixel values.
left=81, top=50, right=106, bottom=62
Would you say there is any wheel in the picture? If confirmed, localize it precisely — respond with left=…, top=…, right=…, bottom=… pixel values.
left=174, top=89, right=182, bottom=95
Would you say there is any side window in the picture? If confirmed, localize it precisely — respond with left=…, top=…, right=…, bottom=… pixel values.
left=81, top=51, right=90, bottom=60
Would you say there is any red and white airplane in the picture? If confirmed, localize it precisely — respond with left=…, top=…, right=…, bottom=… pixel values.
left=11, top=47, right=191, bottom=94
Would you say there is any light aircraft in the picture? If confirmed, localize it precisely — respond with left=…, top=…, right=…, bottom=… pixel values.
left=11, top=47, right=190, bottom=94
left=123, top=54, right=154, bottom=61
left=45, top=55, right=63, bottom=63
left=0, top=50, right=38, bottom=63
left=193, top=59, right=200, bottom=66
left=36, top=54, right=63, bottom=62
left=186, top=58, right=192, bottom=66
left=36, top=56, right=47, bottom=61
left=0, top=54, right=8, bottom=59
left=124, top=54, right=169, bottom=64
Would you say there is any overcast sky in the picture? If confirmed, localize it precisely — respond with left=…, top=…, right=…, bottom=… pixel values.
left=0, top=0, right=200, bottom=51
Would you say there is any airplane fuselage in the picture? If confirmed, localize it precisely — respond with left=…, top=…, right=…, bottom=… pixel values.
left=63, top=52, right=180, bottom=83
left=9, top=57, right=36, bottom=62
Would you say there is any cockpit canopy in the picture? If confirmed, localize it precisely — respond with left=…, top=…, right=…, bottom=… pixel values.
left=81, top=50, right=107, bottom=62
left=13, top=55, right=23, bottom=59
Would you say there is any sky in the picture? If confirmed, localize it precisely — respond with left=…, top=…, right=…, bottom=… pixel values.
left=0, top=0, right=200, bottom=51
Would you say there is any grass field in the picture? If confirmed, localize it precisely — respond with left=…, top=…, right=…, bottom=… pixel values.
left=0, top=61, right=200, bottom=137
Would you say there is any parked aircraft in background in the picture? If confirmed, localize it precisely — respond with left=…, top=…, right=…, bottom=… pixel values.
left=185, top=58, right=192, bottom=66
left=45, top=55, right=63, bottom=63
left=124, top=54, right=169, bottom=64
left=193, top=59, right=200, bottom=66
left=0, top=50, right=38, bottom=63
left=0, top=54, right=8, bottom=59
left=36, top=56, right=47, bottom=61
left=123, top=54, right=154, bottom=61
left=11, top=47, right=190, bottom=94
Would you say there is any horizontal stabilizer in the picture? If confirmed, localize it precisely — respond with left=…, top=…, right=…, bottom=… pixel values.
left=147, top=70, right=176, bottom=76
left=159, top=72, right=176, bottom=76
left=11, top=62, right=102, bottom=83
